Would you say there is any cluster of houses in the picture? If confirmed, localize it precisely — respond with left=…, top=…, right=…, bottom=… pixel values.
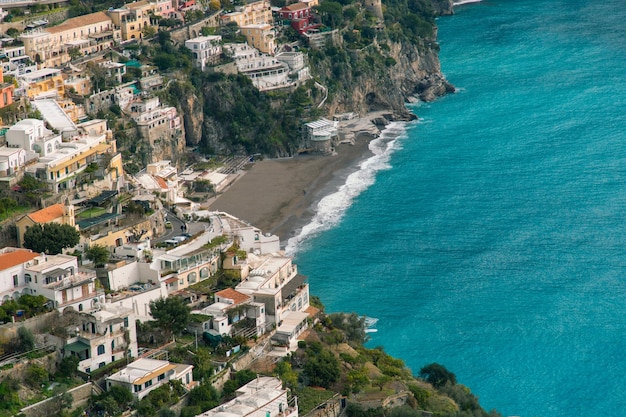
left=2, top=198, right=311, bottom=414
left=0, top=0, right=367, bottom=413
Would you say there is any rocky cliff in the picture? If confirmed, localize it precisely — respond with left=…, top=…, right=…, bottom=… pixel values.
left=172, top=0, right=456, bottom=156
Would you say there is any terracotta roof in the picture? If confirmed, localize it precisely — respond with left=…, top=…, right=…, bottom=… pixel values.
left=282, top=2, right=309, bottom=11
left=28, top=203, right=64, bottom=223
left=47, top=12, right=112, bottom=34
left=215, top=288, right=250, bottom=305
left=164, top=277, right=178, bottom=284
left=0, top=249, right=38, bottom=271
left=155, top=176, right=168, bottom=190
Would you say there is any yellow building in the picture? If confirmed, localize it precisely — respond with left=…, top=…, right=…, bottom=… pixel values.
left=86, top=218, right=153, bottom=249
left=15, top=201, right=76, bottom=247
left=241, top=24, right=276, bottom=55
left=21, top=12, right=121, bottom=67
left=108, top=1, right=156, bottom=41
left=21, top=68, right=65, bottom=100
left=221, top=0, right=272, bottom=26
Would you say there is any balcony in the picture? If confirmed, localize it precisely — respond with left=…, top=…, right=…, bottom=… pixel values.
left=45, top=271, right=95, bottom=291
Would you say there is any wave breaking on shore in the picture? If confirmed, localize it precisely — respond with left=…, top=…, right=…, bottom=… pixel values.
left=285, top=121, right=410, bottom=255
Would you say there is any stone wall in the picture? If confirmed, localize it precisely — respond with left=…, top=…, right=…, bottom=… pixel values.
left=0, top=9, right=69, bottom=34
left=20, top=382, right=95, bottom=417
left=0, top=310, right=59, bottom=345
left=169, top=12, right=221, bottom=45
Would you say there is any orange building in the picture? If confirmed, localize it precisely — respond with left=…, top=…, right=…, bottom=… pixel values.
left=0, top=67, right=14, bottom=109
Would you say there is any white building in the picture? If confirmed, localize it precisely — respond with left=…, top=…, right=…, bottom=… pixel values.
left=106, top=358, right=194, bottom=400
left=62, top=304, right=138, bottom=373
left=192, top=288, right=266, bottom=338
left=25, top=253, right=105, bottom=312
left=224, top=43, right=295, bottom=91
left=129, top=97, right=182, bottom=148
left=197, top=376, right=298, bottom=417
left=0, top=147, right=26, bottom=178
left=236, top=254, right=309, bottom=326
left=303, top=118, right=338, bottom=154
left=0, top=45, right=35, bottom=77
left=100, top=260, right=165, bottom=322
left=185, top=35, right=222, bottom=71
left=99, top=60, right=126, bottom=84
left=0, top=247, right=40, bottom=304
left=211, top=211, right=280, bottom=255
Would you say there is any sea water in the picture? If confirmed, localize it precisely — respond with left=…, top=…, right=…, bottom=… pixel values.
left=289, top=1, right=626, bottom=416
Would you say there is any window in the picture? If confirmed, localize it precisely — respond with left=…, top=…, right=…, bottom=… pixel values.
left=99, top=362, right=105, bottom=368
left=97, top=344, right=105, bottom=355
left=13, top=275, right=18, bottom=287
left=134, top=384, right=142, bottom=392
left=144, top=380, right=152, bottom=388
left=111, top=340, right=115, bottom=350
left=79, top=304, right=83, bottom=312
left=109, top=325, right=113, bottom=333
left=158, top=373, right=165, bottom=381
left=124, top=317, right=129, bottom=327
left=25, top=274, right=31, bottom=283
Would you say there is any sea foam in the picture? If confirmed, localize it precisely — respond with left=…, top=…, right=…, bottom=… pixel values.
left=285, top=122, right=409, bottom=255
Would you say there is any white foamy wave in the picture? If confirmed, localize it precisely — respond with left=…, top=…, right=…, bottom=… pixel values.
left=285, top=121, right=408, bottom=255
left=453, top=0, right=482, bottom=5
left=364, top=316, right=378, bottom=333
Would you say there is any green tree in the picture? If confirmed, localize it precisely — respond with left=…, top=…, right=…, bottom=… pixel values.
left=17, top=294, right=48, bottom=315
left=192, top=348, right=213, bottom=382
left=12, top=327, right=35, bottom=353
left=186, top=383, right=219, bottom=412
left=419, top=363, right=456, bottom=388
left=374, top=374, right=391, bottom=391
left=328, top=312, right=367, bottom=344
left=85, top=244, right=110, bottom=267
left=6, top=28, right=19, bottom=38
left=0, top=378, right=21, bottom=413
left=23, top=223, right=80, bottom=254
left=315, top=1, right=343, bottom=27
left=346, top=367, right=369, bottom=393
left=68, top=47, right=82, bottom=60
left=303, top=347, right=340, bottom=388
left=274, top=360, right=297, bottom=389
left=149, top=297, right=191, bottom=340
left=109, top=384, right=133, bottom=408
left=25, top=364, right=48, bottom=388
left=0, top=197, right=18, bottom=219
left=57, top=355, right=80, bottom=378
left=19, top=174, right=47, bottom=192
left=143, top=25, right=157, bottom=38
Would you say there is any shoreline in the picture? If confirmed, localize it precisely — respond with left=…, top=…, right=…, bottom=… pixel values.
left=206, top=111, right=397, bottom=246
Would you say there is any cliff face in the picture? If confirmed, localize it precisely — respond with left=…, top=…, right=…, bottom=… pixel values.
left=322, top=38, right=455, bottom=119
left=320, top=0, right=456, bottom=119
left=173, top=0, right=455, bottom=155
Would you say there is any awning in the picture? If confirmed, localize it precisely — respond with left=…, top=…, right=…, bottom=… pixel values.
left=134, top=364, right=177, bottom=385
left=164, top=277, right=178, bottom=284
left=64, top=340, right=90, bottom=353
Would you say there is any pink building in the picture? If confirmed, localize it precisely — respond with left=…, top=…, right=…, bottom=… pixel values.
left=153, top=0, right=174, bottom=16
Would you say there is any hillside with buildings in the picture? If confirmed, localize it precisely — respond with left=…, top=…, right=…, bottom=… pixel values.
left=0, top=0, right=505, bottom=416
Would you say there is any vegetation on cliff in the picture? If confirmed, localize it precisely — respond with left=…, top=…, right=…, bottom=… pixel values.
left=268, top=309, right=502, bottom=417
left=148, top=0, right=454, bottom=157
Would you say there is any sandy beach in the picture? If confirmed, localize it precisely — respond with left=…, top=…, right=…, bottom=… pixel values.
left=207, top=112, right=389, bottom=243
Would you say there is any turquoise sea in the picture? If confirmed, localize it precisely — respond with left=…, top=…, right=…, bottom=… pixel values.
left=288, top=1, right=626, bottom=416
